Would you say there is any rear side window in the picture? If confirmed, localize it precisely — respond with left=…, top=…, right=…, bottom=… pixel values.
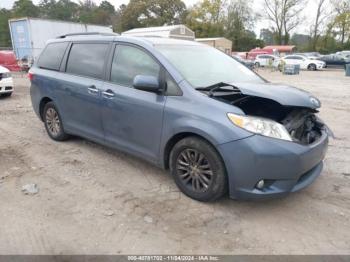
left=110, top=45, right=160, bottom=87
left=38, top=42, right=68, bottom=71
left=66, top=43, right=109, bottom=79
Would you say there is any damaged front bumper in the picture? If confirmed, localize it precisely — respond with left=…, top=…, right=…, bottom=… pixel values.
left=218, top=130, right=328, bottom=200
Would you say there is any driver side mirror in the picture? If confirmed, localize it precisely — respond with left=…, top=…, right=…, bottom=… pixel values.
left=133, top=75, right=162, bottom=94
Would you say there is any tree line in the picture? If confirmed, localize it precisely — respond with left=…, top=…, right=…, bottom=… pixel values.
left=261, top=0, right=350, bottom=53
left=0, top=0, right=349, bottom=53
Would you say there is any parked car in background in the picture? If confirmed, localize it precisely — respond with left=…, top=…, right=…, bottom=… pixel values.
left=0, top=65, right=14, bottom=97
left=319, top=54, right=350, bottom=69
left=295, top=52, right=322, bottom=59
left=336, top=51, right=350, bottom=57
left=232, top=55, right=254, bottom=69
left=247, top=48, right=279, bottom=60
left=254, top=54, right=281, bottom=68
left=282, top=55, right=325, bottom=71
left=0, top=51, right=21, bottom=72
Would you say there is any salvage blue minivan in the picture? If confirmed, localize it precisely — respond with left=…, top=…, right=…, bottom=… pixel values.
left=29, top=33, right=330, bottom=201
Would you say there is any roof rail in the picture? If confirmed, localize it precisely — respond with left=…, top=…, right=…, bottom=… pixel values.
left=57, top=32, right=119, bottom=38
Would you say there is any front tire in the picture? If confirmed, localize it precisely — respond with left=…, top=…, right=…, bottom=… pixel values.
left=43, top=102, right=69, bottom=141
left=308, top=63, right=317, bottom=71
left=169, top=137, right=227, bottom=202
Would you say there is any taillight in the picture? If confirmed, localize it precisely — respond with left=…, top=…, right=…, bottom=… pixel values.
left=28, top=72, right=34, bottom=81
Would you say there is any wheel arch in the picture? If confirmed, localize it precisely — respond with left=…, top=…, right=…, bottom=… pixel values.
left=39, top=97, right=53, bottom=121
left=162, top=131, right=223, bottom=170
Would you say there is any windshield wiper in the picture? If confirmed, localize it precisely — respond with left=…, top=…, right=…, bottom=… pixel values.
left=195, top=82, right=241, bottom=97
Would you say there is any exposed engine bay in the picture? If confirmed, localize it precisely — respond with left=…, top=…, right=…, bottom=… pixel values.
left=207, top=89, right=325, bottom=145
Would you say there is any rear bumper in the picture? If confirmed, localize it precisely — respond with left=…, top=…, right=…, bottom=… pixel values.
left=218, top=131, right=328, bottom=200
left=0, top=78, right=14, bottom=93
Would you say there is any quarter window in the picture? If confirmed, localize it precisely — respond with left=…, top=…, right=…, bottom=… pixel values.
left=165, top=72, right=181, bottom=96
left=66, top=43, right=109, bottom=79
left=38, top=42, right=68, bottom=71
left=110, top=45, right=160, bottom=87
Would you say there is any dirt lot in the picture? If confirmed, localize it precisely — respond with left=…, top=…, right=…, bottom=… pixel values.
left=0, top=69, right=349, bottom=255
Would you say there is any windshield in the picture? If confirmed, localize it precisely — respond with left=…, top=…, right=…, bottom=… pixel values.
left=156, top=44, right=265, bottom=88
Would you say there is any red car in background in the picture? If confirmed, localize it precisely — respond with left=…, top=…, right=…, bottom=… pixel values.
left=247, top=48, right=278, bottom=60
left=0, top=51, right=21, bottom=72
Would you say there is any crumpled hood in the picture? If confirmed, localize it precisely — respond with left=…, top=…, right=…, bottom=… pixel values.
left=232, top=82, right=321, bottom=109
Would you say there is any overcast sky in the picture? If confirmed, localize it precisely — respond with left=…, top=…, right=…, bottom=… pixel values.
left=1, top=0, right=319, bottom=36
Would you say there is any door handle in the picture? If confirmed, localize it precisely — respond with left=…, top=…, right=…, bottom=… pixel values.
left=88, top=85, right=99, bottom=95
left=102, top=89, right=115, bottom=99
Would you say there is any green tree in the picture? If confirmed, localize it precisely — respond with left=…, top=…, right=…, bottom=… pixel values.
left=260, top=28, right=274, bottom=45
left=263, top=0, right=305, bottom=44
left=119, top=0, right=187, bottom=31
left=224, top=0, right=258, bottom=50
left=290, top=33, right=311, bottom=50
left=90, top=1, right=115, bottom=25
left=39, top=0, right=56, bottom=18
left=39, top=0, right=79, bottom=21
left=310, top=0, right=328, bottom=50
left=0, top=9, right=12, bottom=47
left=331, top=0, right=350, bottom=45
left=12, top=0, right=39, bottom=17
left=78, top=0, right=97, bottom=23
left=185, top=0, right=225, bottom=38
left=99, top=0, right=115, bottom=14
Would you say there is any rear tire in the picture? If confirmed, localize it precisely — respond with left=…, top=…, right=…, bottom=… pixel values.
left=169, top=137, right=227, bottom=202
left=43, top=102, right=69, bottom=141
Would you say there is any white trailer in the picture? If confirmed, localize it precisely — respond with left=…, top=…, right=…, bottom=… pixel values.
left=8, top=17, right=113, bottom=60
left=122, top=25, right=195, bottom=41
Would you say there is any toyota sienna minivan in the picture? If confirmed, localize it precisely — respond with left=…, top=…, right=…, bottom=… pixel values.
left=29, top=33, right=330, bottom=201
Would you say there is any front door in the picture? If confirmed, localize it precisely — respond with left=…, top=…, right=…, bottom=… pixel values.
left=101, top=44, right=166, bottom=163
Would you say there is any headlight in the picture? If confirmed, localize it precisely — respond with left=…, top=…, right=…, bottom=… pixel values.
left=1, top=72, right=11, bottom=78
left=227, top=113, right=292, bottom=141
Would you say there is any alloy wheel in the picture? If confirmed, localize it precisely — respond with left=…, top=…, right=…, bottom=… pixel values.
left=46, top=108, right=61, bottom=136
left=176, top=149, right=213, bottom=192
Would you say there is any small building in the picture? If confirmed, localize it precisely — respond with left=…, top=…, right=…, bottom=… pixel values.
left=122, top=25, right=195, bottom=41
left=8, top=17, right=113, bottom=60
left=196, top=37, right=232, bottom=54
left=263, top=45, right=296, bottom=56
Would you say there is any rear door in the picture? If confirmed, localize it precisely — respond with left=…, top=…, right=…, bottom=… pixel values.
left=55, top=42, right=110, bottom=141
left=101, top=43, right=166, bottom=163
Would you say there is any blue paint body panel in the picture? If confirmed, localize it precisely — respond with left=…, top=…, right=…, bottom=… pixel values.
left=29, top=35, right=329, bottom=200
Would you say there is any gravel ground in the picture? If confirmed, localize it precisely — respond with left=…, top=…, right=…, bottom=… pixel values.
left=0, top=69, right=349, bottom=255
